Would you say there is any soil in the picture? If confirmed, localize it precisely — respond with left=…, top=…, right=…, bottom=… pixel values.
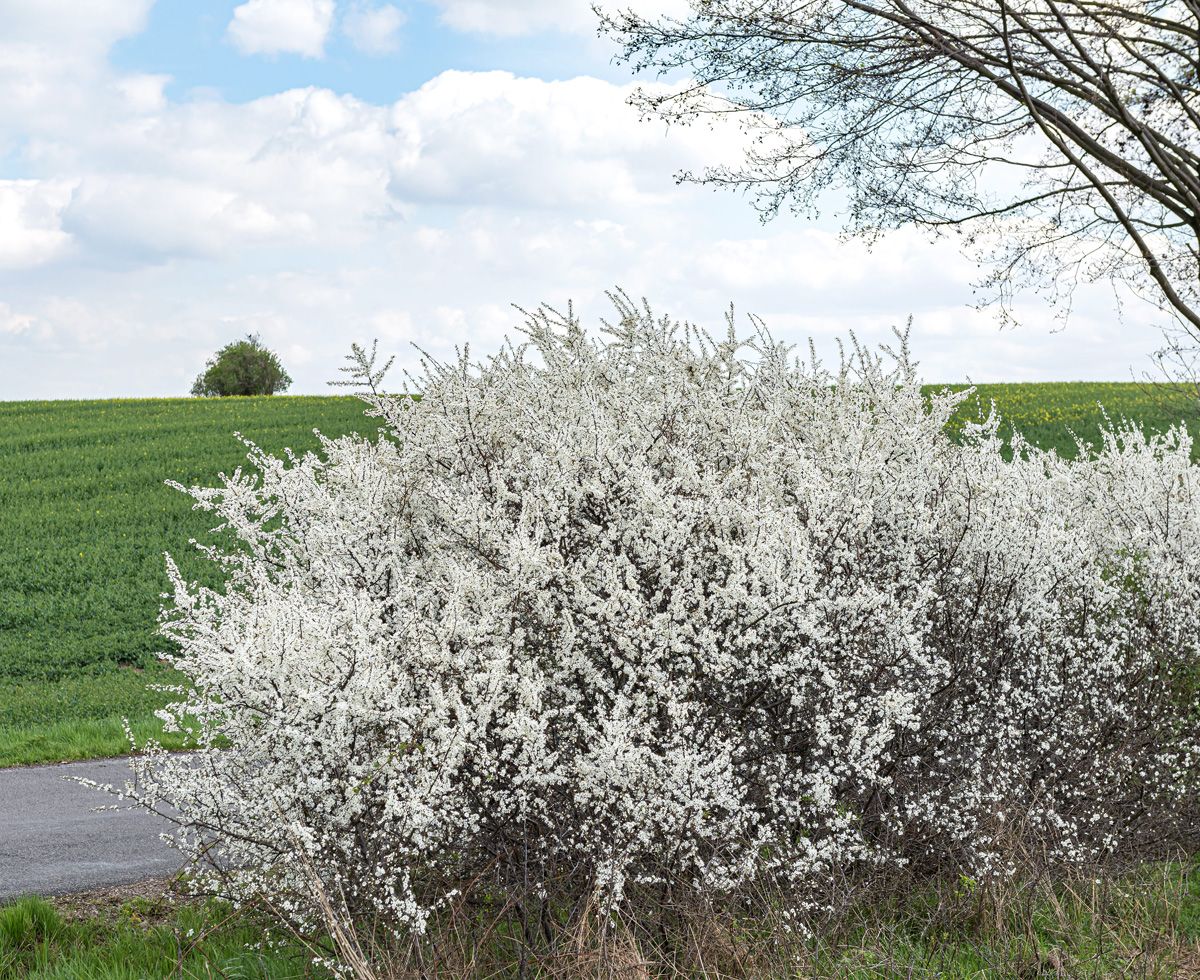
left=50, top=876, right=183, bottom=925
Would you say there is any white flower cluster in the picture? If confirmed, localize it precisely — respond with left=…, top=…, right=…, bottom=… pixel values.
left=132, top=297, right=1200, bottom=935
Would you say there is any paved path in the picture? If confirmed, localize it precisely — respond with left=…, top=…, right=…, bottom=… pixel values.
left=0, top=758, right=181, bottom=901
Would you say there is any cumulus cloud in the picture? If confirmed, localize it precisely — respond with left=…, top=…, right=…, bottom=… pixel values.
left=227, top=0, right=336, bottom=58
left=0, top=1, right=1161, bottom=398
left=0, top=301, right=38, bottom=336
left=1, top=66, right=743, bottom=263
left=688, top=229, right=981, bottom=308
left=0, top=198, right=1154, bottom=398
left=343, top=3, right=406, bottom=55
left=386, top=71, right=740, bottom=210
left=115, top=74, right=171, bottom=114
left=50, top=87, right=398, bottom=258
left=425, top=0, right=692, bottom=36
left=0, top=180, right=74, bottom=268
left=63, top=176, right=315, bottom=259
left=0, top=2, right=157, bottom=139
left=0, top=0, right=154, bottom=50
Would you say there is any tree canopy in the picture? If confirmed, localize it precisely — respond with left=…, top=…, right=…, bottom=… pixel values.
left=601, top=0, right=1200, bottom=364
left=191, top=335, right=293, bottom=398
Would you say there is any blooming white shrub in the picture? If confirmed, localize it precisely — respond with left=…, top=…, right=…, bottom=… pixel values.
left=129, top=295, right=1200, bottom=939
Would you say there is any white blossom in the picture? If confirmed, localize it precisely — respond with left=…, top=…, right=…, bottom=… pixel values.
left=126, top=294, right=1200, bottom=937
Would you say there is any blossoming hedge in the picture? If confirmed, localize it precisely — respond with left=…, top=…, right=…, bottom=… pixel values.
left=133, top=297, right=1200, bottom=938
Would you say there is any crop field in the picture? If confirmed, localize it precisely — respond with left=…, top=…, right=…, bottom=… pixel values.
left=944, top=381, right=1200, bottom=457
left=0, top=395, right=373, bottom=766
left=1, top=383, right=1198, bottom=768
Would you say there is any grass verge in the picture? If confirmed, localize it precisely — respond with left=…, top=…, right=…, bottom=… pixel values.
left=807, top=862, right=1200, bottom=978
left=9, top=862, right=1188, bottom=978
left=0, top=713, right=190, bottom=769
left=0, top=885, right=325, bottom=979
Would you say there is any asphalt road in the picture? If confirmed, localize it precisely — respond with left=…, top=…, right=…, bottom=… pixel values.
left=0, top=758, right=182, bottom=901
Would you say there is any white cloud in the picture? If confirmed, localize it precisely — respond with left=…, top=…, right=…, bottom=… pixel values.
left=0, top=0, right=154, bottom=50
left=227, top=0, right=336, bottom=58
left=0, top=2, right=155, bottom=138
left=426, top=0, right=691, bottom=36
left=1, top=69, right=742, bottom=263
left=0, top=302, right=38, bottom=336
left=115, top=74, right=171, bottom=114
left=343, top=3, right=406, bottom=55
left=0, top=180, right=74, bottom=268
left=0, top=201, right=1158, bottom=398
left=689, top=228, right=980, bottom=304
left=386, top=71, right=740, bottom=210
left=0, top=11, right=1167, bottom=398
left=63, top=176, right=315, bottom=258
left=51, top=87, right=397, bottom=257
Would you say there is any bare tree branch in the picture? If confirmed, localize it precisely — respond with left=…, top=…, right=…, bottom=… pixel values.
left=599, top=0, right=1200, bottom=367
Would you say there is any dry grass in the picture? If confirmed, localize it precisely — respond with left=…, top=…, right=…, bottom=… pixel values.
left=6, top=854, right=1196, bottom=977
left=267, top=857, right=1200, bottom=979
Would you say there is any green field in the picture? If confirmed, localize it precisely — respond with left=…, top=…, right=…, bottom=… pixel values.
left=0, top=894, right=322, bottom=978
left=944, top=381, right=1200, bottom=457
left=0, top=396, right=374, bottom=766
left=1, top=384, right=1198, bottom=768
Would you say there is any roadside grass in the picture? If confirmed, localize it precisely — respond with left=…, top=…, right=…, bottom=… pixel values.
left=0, top=893, right=325, bottom=979
left=810, top=861, right=1200, bottom=978
left=2, top=859, right=1195, bottom=978
left=1, top=384, right=1197, bottom=770
left=0, top=710, right=192, bottom=769
left=0, top=671, right=193, bottom=767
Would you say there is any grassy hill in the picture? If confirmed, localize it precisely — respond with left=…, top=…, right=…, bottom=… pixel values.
left=1, top=384, right=1197, bottom=767
left=0, top=396, right=373, bottom=766
left=942, top=381, right=1200, bottom=457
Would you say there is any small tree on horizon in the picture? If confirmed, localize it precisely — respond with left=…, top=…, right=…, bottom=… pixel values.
left=191, top=334, right=293, bottom=398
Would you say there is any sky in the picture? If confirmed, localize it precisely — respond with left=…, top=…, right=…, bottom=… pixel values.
left=0, top=0, right=1167, bottom=399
